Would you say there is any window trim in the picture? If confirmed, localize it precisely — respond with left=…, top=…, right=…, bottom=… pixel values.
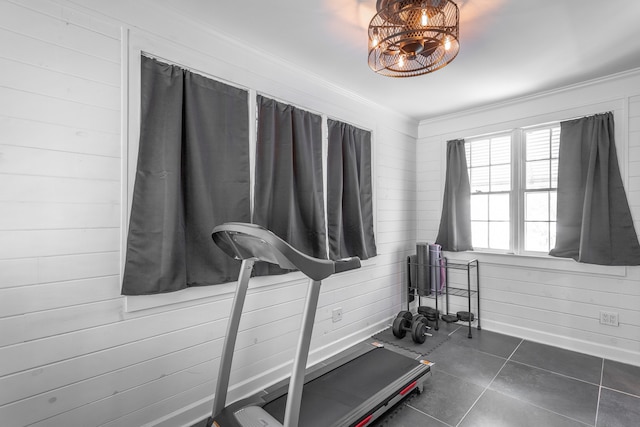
left=512, top=128, right=523, bottom=254
left=466, top=122, right=561, bottom=255
left=466, top=131, right=514, bottom=252
left=444, top=250, right=627, bottom=278
left=517, top=123, right=561, bottom=255
left=122, top=41, right=254, bottom=310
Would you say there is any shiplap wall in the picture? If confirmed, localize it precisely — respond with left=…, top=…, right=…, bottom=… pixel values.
left=417, top=70, right=640, bottom=366
left=0, top=1, right=418, bottom=426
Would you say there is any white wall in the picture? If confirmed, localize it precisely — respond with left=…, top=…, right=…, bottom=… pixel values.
left=417, top=69, right=640, bottom=366
left=0, top=1, right=418, bottom=426
left=4, top=1, right=638, bottom=425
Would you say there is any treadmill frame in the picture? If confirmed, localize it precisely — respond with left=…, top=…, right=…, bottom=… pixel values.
left=214, top=342, right=431, bottom=427
left=207, top=223, right=431, bottom=427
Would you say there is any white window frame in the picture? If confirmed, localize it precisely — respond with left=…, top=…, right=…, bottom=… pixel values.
left=466, top=122, right=561, bottom=255
left=516, top=123, right=560, bottom=256
left=465, top=131, right=514, bottom=253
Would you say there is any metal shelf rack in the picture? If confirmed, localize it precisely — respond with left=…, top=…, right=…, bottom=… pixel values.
left=443, top=258, right=480, bottom=338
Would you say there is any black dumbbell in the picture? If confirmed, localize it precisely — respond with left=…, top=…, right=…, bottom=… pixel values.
left=392, top=312, right=432, bottom=344
left=392, top=312, right=411, bottom=340
left=397, top=310, right=413, bottom=321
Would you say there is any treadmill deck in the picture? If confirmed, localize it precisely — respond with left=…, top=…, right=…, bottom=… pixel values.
left=262, top=345, right=430, bottom=427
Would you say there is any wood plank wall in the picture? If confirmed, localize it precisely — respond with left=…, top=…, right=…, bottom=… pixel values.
left=417, top=75, right=640, bottom=366
left=0, top=1, right=419, bottom=426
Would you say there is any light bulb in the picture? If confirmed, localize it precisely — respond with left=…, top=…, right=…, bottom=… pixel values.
left=421, top=9, right=428, bottom=26
left=444, top=36, right=451, bottom=51
left=371, top=29, right=379, bottom=48
left=399, top=55, right=405, bottom=67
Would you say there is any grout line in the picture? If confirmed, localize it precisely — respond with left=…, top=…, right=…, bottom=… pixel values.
left=403, top=404, right=455, bottom=427
left=599, top=385, right=640, bottom=399
left=594, top=358, right=605, bottom=426
left=482, top=339, right=600, bottom=427
left=454, top=338, right=525, bottom=426
left=447, top=325, right=462, bottom=336
left=505, top=338, right=524, bottom=360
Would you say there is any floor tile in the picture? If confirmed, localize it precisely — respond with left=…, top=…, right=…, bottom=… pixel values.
left=192, top=331, right=638, bottom=427
left=409, top=369, right=485, bottom=426
left=459, top=389, right=590, bottom=427
left=596, top=388, right=640, bottom=427
left=426, top=341, right=507, bottom=388
left=370, top=403, right=449, bottom=427
left=490, top=361, right=599, bottom=425
left=601, top=359, right=640, bottom=397
left=448, top=327, right=523, bottom=359
left=511, top=340, right=602, bottom=384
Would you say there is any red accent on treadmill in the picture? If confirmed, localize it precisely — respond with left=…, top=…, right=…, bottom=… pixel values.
left=400, top=381, right=417, bottom=396
left=355, top=414, right=372, bottom=427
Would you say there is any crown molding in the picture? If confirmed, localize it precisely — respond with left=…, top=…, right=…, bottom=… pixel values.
left=419, top=67, right=640, bottom=127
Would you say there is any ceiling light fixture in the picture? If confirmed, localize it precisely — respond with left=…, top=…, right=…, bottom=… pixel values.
left=368, top=0, right=460, bottom=77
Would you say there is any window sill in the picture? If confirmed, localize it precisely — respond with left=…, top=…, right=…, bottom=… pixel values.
left=124, top=257, right=377, bottom=313
left=443, top=251, right=627, bottom=278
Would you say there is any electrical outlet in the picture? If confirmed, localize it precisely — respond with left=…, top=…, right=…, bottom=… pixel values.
left=332, top=308, right=343, bottom=323
left=600, top=311, right=619, bottom=326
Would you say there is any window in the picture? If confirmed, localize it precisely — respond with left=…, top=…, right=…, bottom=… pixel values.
left=122, top=56, right=251, bottom=295
left=326, top=119, right=377, bottom=261
left=123, top=55, right=377, bottom=296
left=252, top=95, right=326, bottom=276
left=466, top=134, right=511, bottom=251
left=522, top=126, right=559, bottom=252
left=465, top=124, right=559, bottom=254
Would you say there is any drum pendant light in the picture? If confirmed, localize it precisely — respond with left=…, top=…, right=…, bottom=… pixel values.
left=368, top=0, right=460, bottom=77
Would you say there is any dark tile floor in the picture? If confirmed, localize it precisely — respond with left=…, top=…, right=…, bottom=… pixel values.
left=193, top=326, right=640, bottom=426
left=372, top=326, right=640, bottom=427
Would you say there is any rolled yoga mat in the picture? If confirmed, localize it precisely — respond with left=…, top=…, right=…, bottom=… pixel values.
left=416, top=243, right=430, bottom=296
left=429, top=243, right=445, bottom=293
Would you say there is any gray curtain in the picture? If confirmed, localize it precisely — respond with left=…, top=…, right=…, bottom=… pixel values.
left=122, top=56, right=251, bottom=295
left=435, top=139, right=473, bottom=251
left=253, top=96, right=326, bottom=275
left=549, top=112, right=640, bottom=265
left=327, top=119, right=377, bottom=260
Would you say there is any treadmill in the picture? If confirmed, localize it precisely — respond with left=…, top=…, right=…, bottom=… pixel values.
left=207, top=223, right=431, bottom=427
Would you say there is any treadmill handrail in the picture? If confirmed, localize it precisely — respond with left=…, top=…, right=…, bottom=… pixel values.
left=209, top=222, right=362, bottom=427
left=212, top=222, right=361, bottom=281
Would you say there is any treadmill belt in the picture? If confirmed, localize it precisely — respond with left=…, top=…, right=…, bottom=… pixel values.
left=263, top=347, right=419, bottom=427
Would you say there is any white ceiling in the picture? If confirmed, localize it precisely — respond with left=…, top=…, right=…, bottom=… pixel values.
left=153, top=0, right=640, bottom=121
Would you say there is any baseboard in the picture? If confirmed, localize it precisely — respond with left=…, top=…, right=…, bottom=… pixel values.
left=483, top=319, right=640, bottom=367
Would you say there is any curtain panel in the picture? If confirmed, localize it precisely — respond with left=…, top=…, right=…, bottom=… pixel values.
left=549, top=112, right=640, bottom=265
left=326, top=119, right=377, bottom=260
left=435, top=139, right=473, bottom=251
left=253, top=96, right=327, bottom=275
left=122, top=56, right=251, bottom=295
